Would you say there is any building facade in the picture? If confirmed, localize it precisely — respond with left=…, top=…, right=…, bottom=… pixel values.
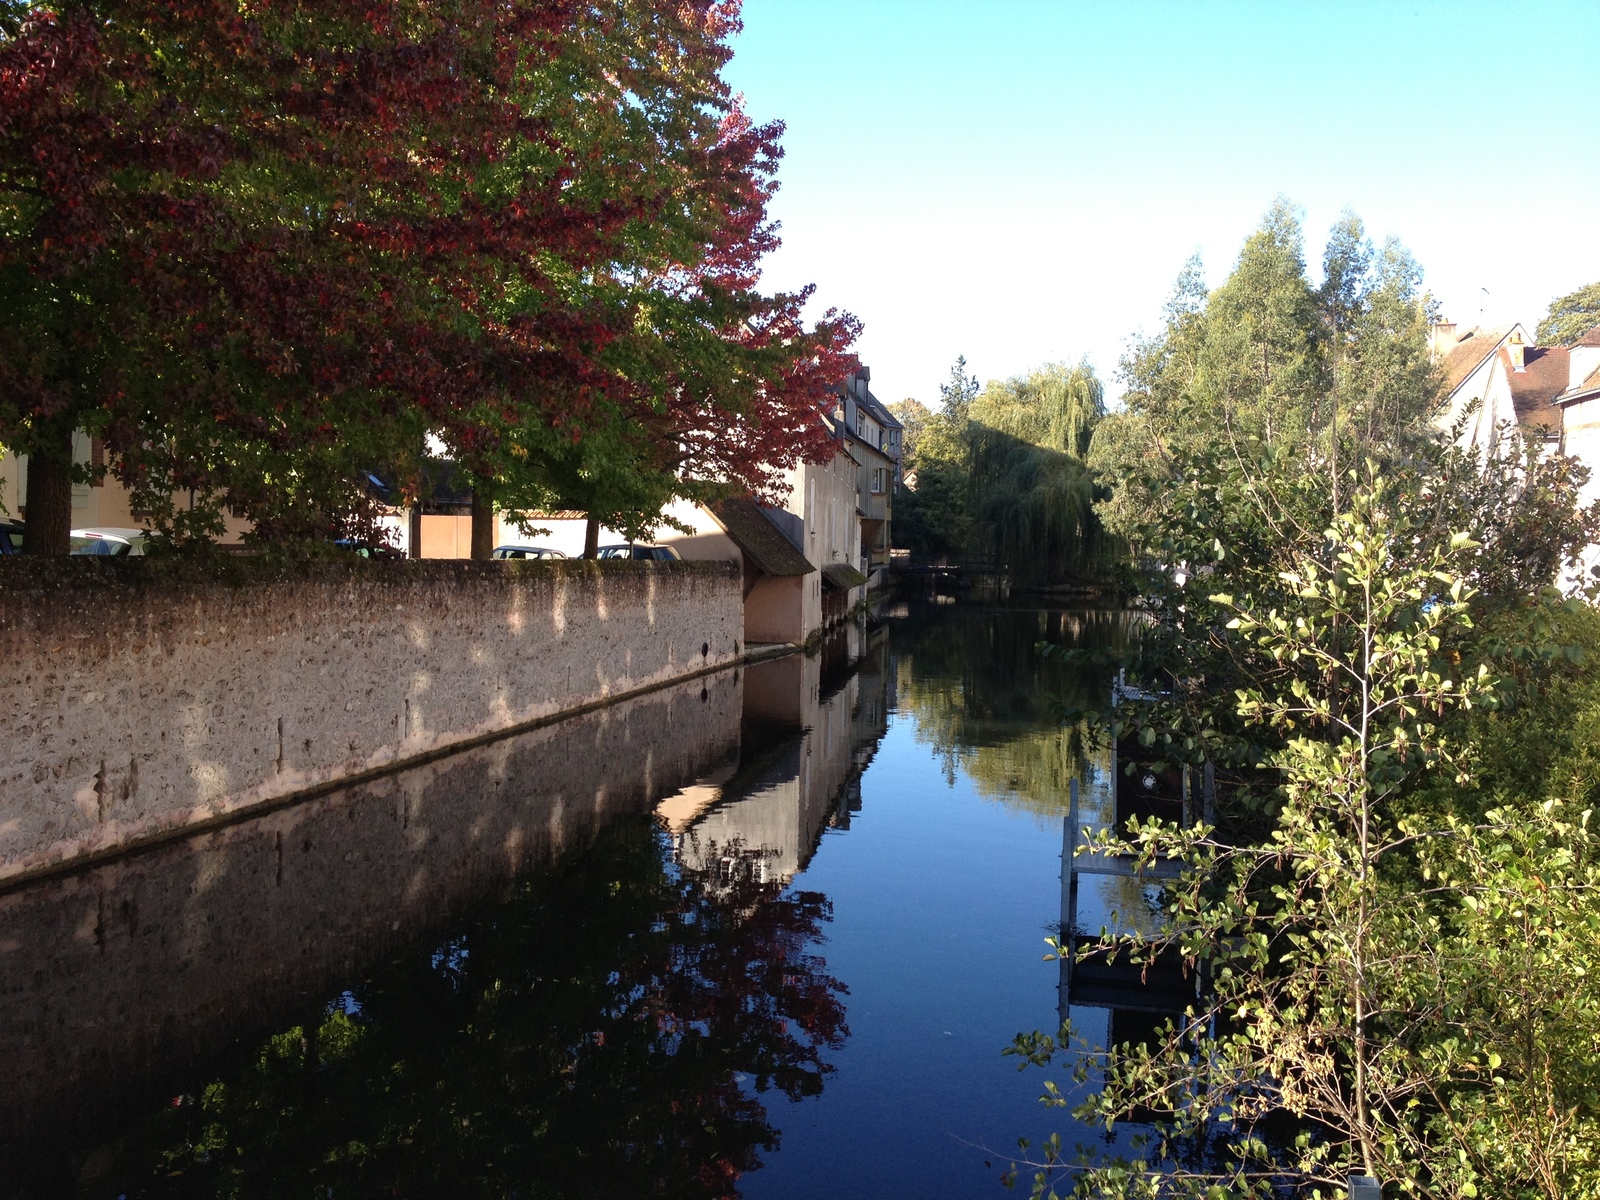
left=656, top=364, right=901, bottom=648
left=1433, top=318, right=1600, bottom=584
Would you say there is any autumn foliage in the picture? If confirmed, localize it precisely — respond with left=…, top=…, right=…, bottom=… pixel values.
left=0, top=1, right=858, bottom=549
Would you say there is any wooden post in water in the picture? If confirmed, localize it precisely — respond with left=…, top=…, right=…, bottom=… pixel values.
left=1058, top=777, right=1080, bottom=1024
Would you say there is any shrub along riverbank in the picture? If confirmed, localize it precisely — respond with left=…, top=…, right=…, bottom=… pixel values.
left=1005, top=205, right=1600, bottom=1199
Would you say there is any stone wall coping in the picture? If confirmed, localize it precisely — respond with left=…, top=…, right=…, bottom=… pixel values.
left=0, top=555, right=736, bottom=604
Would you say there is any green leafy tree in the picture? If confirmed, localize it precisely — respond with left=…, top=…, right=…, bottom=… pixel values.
left=887, top=397, right=930, bottom=464
left=1536, top=280, right=1600, bottom=347
left=1094, top=204, right=1438, bottom=544
left=1008, top=435, right=1600, bottom=1197
left=940, top=354, right=981, bottom=421
left=1010, top=478, right=1500, bottom=1196
left=893, top=357, right=977, bottom=562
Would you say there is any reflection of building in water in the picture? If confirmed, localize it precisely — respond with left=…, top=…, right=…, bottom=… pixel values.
left=657, top=623, right=891, bottom=892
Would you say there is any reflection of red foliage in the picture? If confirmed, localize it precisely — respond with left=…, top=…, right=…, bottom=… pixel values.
left=0, top=1, right=858, bottom=531
left=646, top=868, right=850, bottom=1193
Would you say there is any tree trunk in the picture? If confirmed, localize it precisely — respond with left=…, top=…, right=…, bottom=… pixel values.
left=407, top=506, right=422, bottom=560
left=582, top=516, right=599, bottom=560
left=469, top=491, right=494, bottom=560
left=21, top=426, right=74, bottom=557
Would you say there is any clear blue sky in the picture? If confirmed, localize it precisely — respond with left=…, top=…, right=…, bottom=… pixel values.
left=722, top=0, right=1600, bottom=406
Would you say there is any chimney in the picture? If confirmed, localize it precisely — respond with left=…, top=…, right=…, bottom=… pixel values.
left=1428, top=321, right=1458, bottom=358
left=1507, top=331, right=1526, bottom=372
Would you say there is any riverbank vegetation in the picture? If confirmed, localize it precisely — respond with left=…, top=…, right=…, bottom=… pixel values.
left=1008, top=205, right=1600, bottom=1198
left=0, top=1, right=857, bottom=554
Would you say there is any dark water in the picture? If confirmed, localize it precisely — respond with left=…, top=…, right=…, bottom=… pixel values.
left=2, top=600, right=1151, bottom=1199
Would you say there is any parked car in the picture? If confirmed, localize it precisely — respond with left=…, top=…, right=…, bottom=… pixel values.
left=492, top=545, right=568, bottom=560
left=333, top=538, right=405, bottom=561
left=596, top=543, right=681, bottom=561
left=0, top=519, right=21, bottom=555
left=69, top=527, right=148, bottom=556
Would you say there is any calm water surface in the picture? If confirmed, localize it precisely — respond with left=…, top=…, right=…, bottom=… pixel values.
left=4, top=599, right=1153, bottom=1199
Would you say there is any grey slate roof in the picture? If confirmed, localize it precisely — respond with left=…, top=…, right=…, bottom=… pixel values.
left=860, top=387, right=903, bottom=430
left=708, top=497, right=815, bottom=577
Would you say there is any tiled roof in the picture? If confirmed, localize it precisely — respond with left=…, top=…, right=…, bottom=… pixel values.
left=1500, top=345, right=1568, bottom=432
left=707, top=497, right=814, bottom=577
left=1574, top=324, right=1600, bottom=348
left=1441, top=326, right=1513, bottom=393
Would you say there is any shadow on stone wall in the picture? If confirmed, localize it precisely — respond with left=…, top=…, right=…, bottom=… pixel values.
left=0, top=666, right=743, bottom=1168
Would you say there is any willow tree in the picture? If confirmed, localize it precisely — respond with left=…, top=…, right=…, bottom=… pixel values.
left=965, top=361, right=1109, bottom=584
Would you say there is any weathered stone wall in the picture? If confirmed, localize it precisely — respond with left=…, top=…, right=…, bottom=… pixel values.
left=0, top=558, right=742, bottom=883
left=0, top=666, right=744, bottom=1161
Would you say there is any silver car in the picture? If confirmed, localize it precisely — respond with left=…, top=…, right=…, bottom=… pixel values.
left=596, top=544, right=681, bottom=561
left=492, top=545, right=568, bottom=560
left=69, top=527, right=148, bottom=556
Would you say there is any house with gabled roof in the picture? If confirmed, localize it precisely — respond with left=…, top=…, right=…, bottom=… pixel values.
left=1433, top=318, right=1600, bottom=585
left=835, top=366, right=904, bottom=584
left=1553, top=326, right=1600, bottom=563
left=1433, top=321, right=1566, bottom=451
left=655, top=365, right=903, bottom=648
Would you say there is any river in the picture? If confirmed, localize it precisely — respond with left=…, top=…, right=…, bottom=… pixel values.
left=3, top=597, right=1161, bottom=1200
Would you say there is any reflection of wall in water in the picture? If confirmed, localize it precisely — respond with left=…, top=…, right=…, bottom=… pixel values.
left=0, top=670, right=742, bottom=1158
left=663, top=626, right=890, bottom=889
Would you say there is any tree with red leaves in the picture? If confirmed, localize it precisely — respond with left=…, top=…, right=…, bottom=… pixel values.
left=0, top=1, right=857, bottom=554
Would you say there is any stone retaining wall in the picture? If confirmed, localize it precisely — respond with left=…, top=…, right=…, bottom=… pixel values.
left=0, top=557, right=742, bottom=883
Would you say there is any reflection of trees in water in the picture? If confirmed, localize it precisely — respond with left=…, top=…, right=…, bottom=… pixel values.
left=893, top=604, right=1129, bottom=811
left=82, top=819, right=847, bottom=1200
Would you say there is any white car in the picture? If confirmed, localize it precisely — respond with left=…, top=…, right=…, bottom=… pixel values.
left=69, top=527, right=148, bottom=556
left=492, top=545, right=568, bottom=560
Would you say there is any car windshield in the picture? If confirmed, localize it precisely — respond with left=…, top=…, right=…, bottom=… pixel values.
left=69, top=535, right=131, bottom=556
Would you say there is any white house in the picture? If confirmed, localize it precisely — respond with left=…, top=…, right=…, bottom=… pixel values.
left=1433, top=321, right=1565, bottom=452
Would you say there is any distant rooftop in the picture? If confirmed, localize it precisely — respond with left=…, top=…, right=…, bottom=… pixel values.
left=1439, top=325, right=1513, bottom=393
